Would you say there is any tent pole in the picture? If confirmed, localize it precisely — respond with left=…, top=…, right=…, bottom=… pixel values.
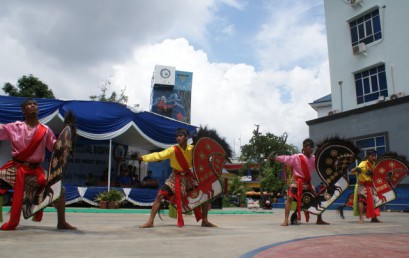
left=108, top=139, right=112, bottom=191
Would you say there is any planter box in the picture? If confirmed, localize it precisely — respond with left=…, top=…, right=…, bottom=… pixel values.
left=107, top=201, right=119, bottom=209
left=99, top=201, right=108, bottom=209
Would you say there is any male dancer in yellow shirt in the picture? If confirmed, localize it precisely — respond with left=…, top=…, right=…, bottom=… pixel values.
left=138, top=128, right=216, bottom=228
left=350, top=149, right=382, bottom=224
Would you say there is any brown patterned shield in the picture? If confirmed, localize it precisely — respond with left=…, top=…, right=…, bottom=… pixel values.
left=22, top=126, right=72, bottom=219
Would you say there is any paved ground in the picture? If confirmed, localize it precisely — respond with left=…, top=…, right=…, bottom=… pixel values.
left=0, top=207, right=408, bottom=258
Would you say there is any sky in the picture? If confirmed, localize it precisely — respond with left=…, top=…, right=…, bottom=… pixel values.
left=0, top=0, right=330, bottom=157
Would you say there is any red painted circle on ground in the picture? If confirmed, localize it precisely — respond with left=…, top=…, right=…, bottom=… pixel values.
left=254, top=234, right=409, bottom=258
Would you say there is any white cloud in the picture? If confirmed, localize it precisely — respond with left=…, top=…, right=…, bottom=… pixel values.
left=111, top=37, right=330, bottom=154
left=255, top=1, right=327, bottom=71
left=0, top=0, right=330, bottom=154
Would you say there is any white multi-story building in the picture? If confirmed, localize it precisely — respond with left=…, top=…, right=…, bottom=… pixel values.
left=308, top=0, right=409, bottom=184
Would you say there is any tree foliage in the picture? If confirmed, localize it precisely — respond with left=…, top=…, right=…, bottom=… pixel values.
left=224, top=175, right=249, bottom=206
left=240, top=126, right=298, bottom=162
left=260, top=160, right=285, bottom=194
left=228, top=175, right=247, bottom=195
left=239, top=126, right=298, bottom=193
left=2, top=74, right=55, bottom=98
left=89, top=81, right=128, bottom=104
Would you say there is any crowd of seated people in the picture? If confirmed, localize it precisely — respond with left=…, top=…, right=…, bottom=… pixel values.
left=140, top=170, right=158, bottom=189
left=90, top=164, right=157, bottom=189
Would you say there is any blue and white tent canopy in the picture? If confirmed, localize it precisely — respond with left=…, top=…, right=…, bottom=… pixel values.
left=0, top=95, right=197, bottom=150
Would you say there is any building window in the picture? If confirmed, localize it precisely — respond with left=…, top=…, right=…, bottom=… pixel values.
left=354, top=135, right=386, bottom=159
left=354, top=64, right=388, bottom=104
left=348, top=135, right=386, bottom=184
left=350, top=9, right=382, bottom=47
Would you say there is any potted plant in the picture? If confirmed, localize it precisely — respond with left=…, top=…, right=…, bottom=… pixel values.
left=95, top=189, right=124, bottom=209
left=107, top=189, right=125, bottom=209
left=95, top=191, right=109, bottom=208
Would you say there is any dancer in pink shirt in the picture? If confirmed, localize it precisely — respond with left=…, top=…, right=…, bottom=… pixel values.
left=0, top=98, right=76, bottom=230
left=272, top=138, right=328, bottom=226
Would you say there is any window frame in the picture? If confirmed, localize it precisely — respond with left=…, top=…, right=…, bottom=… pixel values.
left=354, top=64, right=388, bottom=105
left=349, top=8, right=382, bottom=47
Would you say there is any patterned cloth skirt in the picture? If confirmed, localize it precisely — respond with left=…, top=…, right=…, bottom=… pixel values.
left=161, top=171, right=197, bottom=198
left=0, top=165, right=43, bottom=202
left=288, top=179, right=314, bottom=200
left=357, top=183, right=376, bottom=204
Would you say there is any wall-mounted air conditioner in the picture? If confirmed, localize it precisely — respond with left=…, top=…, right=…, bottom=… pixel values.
left=350, top=0, right=363, bottom=7
left=353, top=43, right=366, bottom=55
left=328, top=109, right=339, bottom=116
left=390, top=92, right=406, bottom=100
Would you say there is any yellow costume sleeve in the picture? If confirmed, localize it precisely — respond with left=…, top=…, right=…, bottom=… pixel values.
left=355, top=160, right=372, bottom=182
left=141, top=145, right=194, bottom=171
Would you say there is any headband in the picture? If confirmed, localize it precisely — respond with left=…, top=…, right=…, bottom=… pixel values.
left=176, top=128, right=189, bottom=136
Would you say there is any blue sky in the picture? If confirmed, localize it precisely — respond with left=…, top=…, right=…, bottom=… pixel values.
left=0, top=0, right=330, bottom=155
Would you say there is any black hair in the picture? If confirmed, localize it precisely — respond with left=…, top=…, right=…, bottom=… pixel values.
left=303, top=138, right=314, bottom=148
left=21, top=98, right=37, bottom=109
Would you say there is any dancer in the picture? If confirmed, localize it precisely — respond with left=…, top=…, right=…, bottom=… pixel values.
left=350, top=149, right=382, bottom=224
left=0, top=98, right=76, bottom=230
left=271, top=138, right=328, bottom=226
left=138, top=128, right=216, bottom=228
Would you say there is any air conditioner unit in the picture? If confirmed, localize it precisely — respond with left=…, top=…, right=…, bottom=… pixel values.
left=350, top=0, right=363, bottom=7
left=378, top=96, right=386, bottom=102
left=328, top=109, right=339, bottom=116
left=390, top=92, right=406, bottom=100
left=353, top=43, right=366, bottom=55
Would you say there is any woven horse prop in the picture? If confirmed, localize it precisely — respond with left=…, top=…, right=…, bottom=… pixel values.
left=299, top=138, right=359, bottom=216
left=168, top=126, right=232, bottom=214
left=177, top=137, right=227, bottom=213
left=341, top=153, right=409, bottom=216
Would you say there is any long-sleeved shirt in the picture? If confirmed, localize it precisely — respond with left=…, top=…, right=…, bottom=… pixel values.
left=353, top=160, right=374, bottom=183
left=0, top=121, right=56, bottom=163
left=142, top=144, right=194, bottom=171
left=275, top=153, right=315, bottom=179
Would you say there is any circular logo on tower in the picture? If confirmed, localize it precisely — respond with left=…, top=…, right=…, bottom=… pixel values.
left=160, top=68, right=171, bottom=78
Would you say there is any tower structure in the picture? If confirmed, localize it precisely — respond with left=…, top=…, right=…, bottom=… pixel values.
left=150, top=65, right=193, bottom=123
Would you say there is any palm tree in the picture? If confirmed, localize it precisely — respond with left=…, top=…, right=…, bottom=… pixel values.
left=228, top=175, right=248, bottom=206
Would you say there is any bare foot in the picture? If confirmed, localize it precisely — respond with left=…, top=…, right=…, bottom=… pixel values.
left=57, top=221, right=77, bottom=230
left=281, top=221, right=289, bottom=226
left=139, top=222, right=154, bottom=228
left=316, top=220, right=330, bottom=225
left=201, top=221, right=217, bottom=227
left=359, top=220, right=364, bottom=224
left=371, top=218, right=382, bottom=223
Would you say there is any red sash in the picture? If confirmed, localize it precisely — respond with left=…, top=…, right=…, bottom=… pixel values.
left=16, top=124, right=47, bottom=161
left=1, top=124, right=47, bottom=230
left=364, top=161, right=376, bottom=218
left=173, top=146, right=202, bottom=227
left=296, top=155, right=312, bottom=220
left=299, top=155, right=311, bottom=181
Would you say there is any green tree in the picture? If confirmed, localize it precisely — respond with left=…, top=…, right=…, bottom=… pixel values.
left=239, top=126, right=298, bottom=194
left=2, top=74, right=55, bottom=98
left=260, top=160, right=284, bottom=194
left=223, top=175, right=248, bottom=207
left=228, top=175, right=247, bottom=196
left=89, top=81, right=128, bottom=104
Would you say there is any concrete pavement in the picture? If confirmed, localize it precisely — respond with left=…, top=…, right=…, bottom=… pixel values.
left=0, top=207, right=408, bottom=257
